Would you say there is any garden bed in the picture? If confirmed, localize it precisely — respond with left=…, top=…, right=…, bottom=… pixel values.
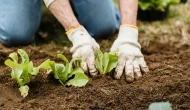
left=0, top=40, right=189, bottom=110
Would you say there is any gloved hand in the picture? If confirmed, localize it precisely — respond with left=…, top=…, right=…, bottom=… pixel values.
left=110, top=25, right=149, bottom=82
left=67, top=26, right=100, bottom=76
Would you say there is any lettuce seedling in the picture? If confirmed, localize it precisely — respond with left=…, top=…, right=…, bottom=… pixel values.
left=4, top=49, right=50, bottom=97
left=95, top=49, right=118, bottom=75
left=149, top=101, right=172, bottom=110
left=48, top=54, right=89, bottom=87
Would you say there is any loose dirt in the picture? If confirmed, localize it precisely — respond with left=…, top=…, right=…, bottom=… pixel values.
left=0, top=41, right=189, bottom=110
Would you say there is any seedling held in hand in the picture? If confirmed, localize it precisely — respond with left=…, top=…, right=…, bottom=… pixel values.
left=95, top=49, right=118, bottom=75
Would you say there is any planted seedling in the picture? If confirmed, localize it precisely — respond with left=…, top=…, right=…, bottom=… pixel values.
left=4, top=49, right=50, bottom=97
left=149, top=101, right=172, bottom=110
left=95, top=49, right=118, bottom=75
left=47, top=54, right=89, bottom=87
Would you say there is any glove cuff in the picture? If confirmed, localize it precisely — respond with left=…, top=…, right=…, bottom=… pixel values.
left=66, top=25, right=84, bottom=35
left=67, top=26, right=90, bottom=44
left=118, top=26, right=139, bottom=42
left=120, top=24, right=138, bottom=30
left=66, top=26, right=99, bottom=53
left=43, top=0, right=55, bottom=7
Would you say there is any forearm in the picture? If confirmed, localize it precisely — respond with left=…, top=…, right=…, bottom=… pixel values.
left=118, top=0, right=138, bottom=26
left=48, top=0, right=80, bottom=31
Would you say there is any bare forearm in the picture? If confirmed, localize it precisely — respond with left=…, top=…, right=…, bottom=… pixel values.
left=49, top=0, right=80, bottom=31
left=118, top=0, right=138, bottom=26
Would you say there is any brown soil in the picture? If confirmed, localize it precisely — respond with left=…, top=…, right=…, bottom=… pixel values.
left=0, top=41, right=189, bottom=110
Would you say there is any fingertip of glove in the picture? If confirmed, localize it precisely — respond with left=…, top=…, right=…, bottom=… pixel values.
left=142, top=67, right=149, bottom=74
left=90, top=71, right=98, bottom=77
left=125, top=76, right=134, bottom=83
left=114, top=72, right=122, bottom=80
left=114, top=76, right=121, bottom=80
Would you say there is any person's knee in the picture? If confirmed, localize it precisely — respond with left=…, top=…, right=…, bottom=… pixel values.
left=0, top=29, right=35, bottom=46
left=0, top=16, right=39, bottom=46
left=0, top=0, right=41, bottom=46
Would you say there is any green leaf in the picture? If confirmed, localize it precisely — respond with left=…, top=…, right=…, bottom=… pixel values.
left=139, top=1, right=154, bottom=10
left=95, top=49, right=118, bottom=75
left=19, top=85, right=29, bottom=97
left=95, top=49, right=104, bottom=74
left=5, top=59, right=15, bottom=69
left=27, top=61, right=34, bottom=73
left=49, top=61, right=61, bottom=80
left=18, top=49, right=30, bottom=64
left=9, top=52, right=18, bottom=63
left=66, top=67, right=89, bottom=87
left=105, top=52, right=118, bottom=73
left=55, top=63, right=67, bottom=84
left=17, top=79, right=24, bottom=86
left=13, top=65, right=23, bottom=81
left=138, top=0, right=180, bottom=11
left=5, top=60, right=23, bottom=80
left=49, top=61, right=56, bottom=73
left=102, top=52, right=109, bottom=74
left=57, top=54, right=69, bottom=63
left=20, top=64, right=32, bottom=85
left=31, top=67, right=40, bottom=75
left=31, top=59, right=51, bottom=75
left=57, top=54, right=71, bottom=80
left=149, top=102, right=172, bottom=110
left=38, top=59, right=51, bottom=70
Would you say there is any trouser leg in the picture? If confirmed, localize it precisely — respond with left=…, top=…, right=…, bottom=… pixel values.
left=0, top=0, right=41, bottom=46
left=71, top=0, right=121, bottom=39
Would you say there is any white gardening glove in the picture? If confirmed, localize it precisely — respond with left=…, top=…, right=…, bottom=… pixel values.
left=67, top=26, right=100, bottom=76
left=110, top=25, right=149, bottom=82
